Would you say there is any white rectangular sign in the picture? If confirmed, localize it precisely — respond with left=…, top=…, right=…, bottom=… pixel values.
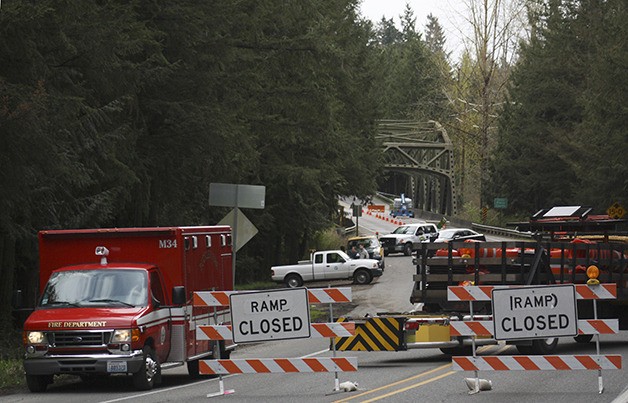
left=492, top=285, right=578, bottom=340
left=229, top=288, right=311, bottom=343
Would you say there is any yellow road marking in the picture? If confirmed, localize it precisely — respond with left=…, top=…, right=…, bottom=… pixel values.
left=360, top=371, right=456, bottom=402
left=333, top=363, right=453, bottom=402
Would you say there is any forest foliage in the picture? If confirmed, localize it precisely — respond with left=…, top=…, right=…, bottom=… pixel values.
left=0, top=0, right=626, bottom=327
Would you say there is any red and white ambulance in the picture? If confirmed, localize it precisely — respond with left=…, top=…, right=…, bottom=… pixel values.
left=22, top=226, right=234, bottom=392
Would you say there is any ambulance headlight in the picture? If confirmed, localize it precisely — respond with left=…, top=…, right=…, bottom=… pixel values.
left=111, top=329, right=132, bottom=343
left=26, top=331, right=47, bottom=345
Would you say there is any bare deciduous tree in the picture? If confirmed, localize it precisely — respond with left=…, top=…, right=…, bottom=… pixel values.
left=449, top=0, right=527, bottom=216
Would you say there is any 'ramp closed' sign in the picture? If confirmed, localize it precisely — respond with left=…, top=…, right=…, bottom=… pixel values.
left=229, top=288, right=311, bottom=343
left=491, top=285, right=578, bottom=340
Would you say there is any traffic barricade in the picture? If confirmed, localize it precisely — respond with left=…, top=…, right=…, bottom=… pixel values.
left=193, top=287, right=357, bottom=397
left=447, top=282, right=622, bottom=394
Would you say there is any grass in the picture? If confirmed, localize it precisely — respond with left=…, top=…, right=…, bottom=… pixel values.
left=0, top=326, right=25, bottom=394
left=235, top=281, right=278, bottom=291
left=0, top=358, right=24, bottom=393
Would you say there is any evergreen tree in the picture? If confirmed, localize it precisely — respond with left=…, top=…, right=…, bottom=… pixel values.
left=490, top=0, right=627, bottom=213
left=424, top=13, right=448, bottom=57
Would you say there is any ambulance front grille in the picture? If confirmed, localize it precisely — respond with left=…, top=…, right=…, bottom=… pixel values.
left=50, top=331, right=112, bottom=347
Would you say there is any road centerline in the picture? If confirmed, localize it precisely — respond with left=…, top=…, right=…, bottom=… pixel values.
left=333, top=362, right=453, bottom=402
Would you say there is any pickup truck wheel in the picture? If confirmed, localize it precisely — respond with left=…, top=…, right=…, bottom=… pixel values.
left=353, top=269, right=371, bottom=285
left=26, top=374, right=52, bottom=393
left=403, top=243, right=413, bottom=256
left=133, top=346, right=160, bottom=390
left=285, top=274, right=303, bottom=288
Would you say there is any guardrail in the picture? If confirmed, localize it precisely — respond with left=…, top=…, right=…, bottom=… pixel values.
left=470, top=223, right=533, bottom=239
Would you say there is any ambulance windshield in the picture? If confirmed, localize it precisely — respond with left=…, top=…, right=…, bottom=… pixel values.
left=39, top=269, right=148, bottom=308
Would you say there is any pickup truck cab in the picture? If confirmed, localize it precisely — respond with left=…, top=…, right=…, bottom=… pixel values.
left=271, top=250, right=383, bottom=288
left=379, top=223, right=439, bottom=256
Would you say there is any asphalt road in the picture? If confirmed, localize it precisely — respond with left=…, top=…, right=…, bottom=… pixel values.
left=6, top=206, right=628, bottom=402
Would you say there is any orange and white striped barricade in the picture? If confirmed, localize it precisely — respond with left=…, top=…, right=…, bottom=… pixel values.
left=200, top=357, right=358, bottom=375
left=193, top=287, right=352, bottom=307
left=453, top=355, right=622, bottom=371
left=192, top=287, right=355, bottom=397
left=451, top=319, right=619, bottom=338
left=447, top=283, right=621, bottom=394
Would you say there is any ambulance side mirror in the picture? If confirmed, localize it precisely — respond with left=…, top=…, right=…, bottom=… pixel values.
left=172, top=286, right=186, bottom=306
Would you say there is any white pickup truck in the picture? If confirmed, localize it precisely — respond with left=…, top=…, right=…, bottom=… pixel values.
left=271, top=250, right=383, bottom=288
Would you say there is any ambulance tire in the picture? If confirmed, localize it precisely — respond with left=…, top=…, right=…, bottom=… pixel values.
left=574, top=335, right=593, bottom=343
left=188, top=343, right=230, bottom=379
left=220, top=343, right=232, bottom=360
left=133, top=346, right=160, bottom=390
left=26, top=374, right=52, bottom=393
left=187, top=359, right=201, bottom=379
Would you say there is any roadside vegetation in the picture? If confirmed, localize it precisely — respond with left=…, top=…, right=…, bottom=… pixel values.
left=0, top=326, right=23, bottom=393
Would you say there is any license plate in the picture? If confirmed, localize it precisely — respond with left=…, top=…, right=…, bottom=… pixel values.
left=107, top=361, right=127, bottom=373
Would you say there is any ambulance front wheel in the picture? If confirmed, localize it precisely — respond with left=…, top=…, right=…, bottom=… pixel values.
left=133, top=346, right=161, bottom=390
left=26, top=374, right=52, bottom=393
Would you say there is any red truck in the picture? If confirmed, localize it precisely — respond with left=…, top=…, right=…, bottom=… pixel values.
left=22, top=226, right=234, bottom=392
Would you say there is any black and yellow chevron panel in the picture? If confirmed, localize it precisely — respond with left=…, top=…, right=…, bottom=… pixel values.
left=334, top=317, right=406, bottom=351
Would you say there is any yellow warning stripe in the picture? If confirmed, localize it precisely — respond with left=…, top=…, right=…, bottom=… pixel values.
left=364, top=320, right=395, bottom=351
left=335, top=317, right=403, bottom=351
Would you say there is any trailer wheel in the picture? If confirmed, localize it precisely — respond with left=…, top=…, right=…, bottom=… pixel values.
left=133, top=346, right=160, bottom=390
left=26, top=374, right=52, bottom=393
left=285, top=274, right=303, bottom=288
left=403, top=243, right=413, bottom=256
left=353, top=269, right=372, bottom=285
left=574, top=335, right=593, bottom=344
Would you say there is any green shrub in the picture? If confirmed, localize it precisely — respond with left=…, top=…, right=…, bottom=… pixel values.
left=0, top=359, right=24, bottom=391
left=311, top=228, right=347, bottom=251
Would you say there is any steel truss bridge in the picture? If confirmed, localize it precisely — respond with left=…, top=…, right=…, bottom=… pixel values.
left=377, top=120, right=457, bottom=216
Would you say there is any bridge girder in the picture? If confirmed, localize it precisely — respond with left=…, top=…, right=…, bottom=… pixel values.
left=377, top=120, right=457, bottom=215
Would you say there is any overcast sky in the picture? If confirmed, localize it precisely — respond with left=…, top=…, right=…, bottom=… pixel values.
left=358, top=0, right=469, bottom=57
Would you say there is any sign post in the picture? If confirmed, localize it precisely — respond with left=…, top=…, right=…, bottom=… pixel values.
left=209, top=183, right=265, bottom=287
